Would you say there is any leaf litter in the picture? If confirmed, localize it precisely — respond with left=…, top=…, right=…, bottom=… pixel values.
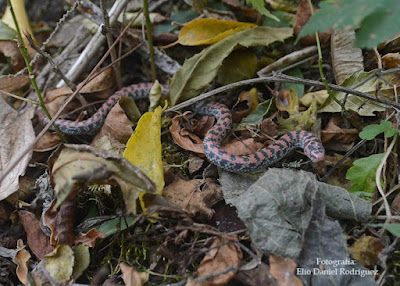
left=0, top=0, right=399, bottom=285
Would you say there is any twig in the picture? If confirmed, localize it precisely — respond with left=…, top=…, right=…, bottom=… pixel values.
left=56, top=0, right=130, bottom=87
left=6, top=0, right=66, bottom=142
left=100, top=0, right=122, bottom=89
left=0, top=7, right=142, bottom=184
left=143, top=0, right=156, bottom=81
left=0, top=89, right=38, bottom=105
left=164, top=72, right=400, bottom=114
left=375, top=132, right=396, bottom=223
left=25, top=34, right=76, bottom=90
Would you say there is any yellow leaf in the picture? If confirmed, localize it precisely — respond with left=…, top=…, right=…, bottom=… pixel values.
left=123, top=106, right=164, bottom=212
left=178, top=18, right=257, bottom=46
left=44, top=245, right=74, bottom=281
left=2, top=0, right=35, bottom=42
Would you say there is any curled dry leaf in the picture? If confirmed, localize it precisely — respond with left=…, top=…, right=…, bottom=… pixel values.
left=12, top=239, right=31, bottom=285
left=75, top=228, right=107, bottom=247
left=120, top=262, right=149, bottom=286
left=48, top=144, right=156, bottom=214
left=269, top=254, right=302, bottom=286
left=0, top=41, right=25, bottom=71
left=186, top=235, right=242, bottom=286
left=331, top=29, right=364, bottom=85
left=94, top=101, right=134, bottom=144
left=321, top=114, right=359, bottom=152
left=170, top=112, right=213, bottom=155
left=231, top=88, right=259, bottom=122
left=163, top=178, right=222, bottom=220
left=18, top=210, right=54, bottom=259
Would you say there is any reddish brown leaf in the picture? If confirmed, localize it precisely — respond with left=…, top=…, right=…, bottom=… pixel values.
left=269, top=254, right=302, bottom=286
left=18, top=210, right=54, bottom=260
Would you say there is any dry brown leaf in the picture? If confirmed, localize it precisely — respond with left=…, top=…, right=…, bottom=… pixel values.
left=222, top=137, right=266, bottom=156
left=382, top=53, right=400, bottom=69
left=12, top=239, right=31, bottom=285
left=391, top=193, right=400, bottom=215
left=33, top=132, right=62, bottom=152
left=163, top=178, right=222, bottom=219
left=18, top=210, right=54, bottom=260
left=233, top=263, right=275, bottom=285
left=0, top=41, right=24, bottom=71
left=170, top=113, right=208, bottom=154
left=269, top=253, right=302, bottom=286
left=75, top=229, right=107, bottom=247
left=93, top=101, right=134, bottom=144
left=120, top=262, right=149, bottom=286
left=186, top=235, right=242, bottom=286
left=349, top=236, right=384, bottom=267
left=331, top=30, right=364, bottom=84
left=0, top=98, right=35, bottom=201
left=0, top=74, right=29, bottom=93
left=321, top=114, right=359, bottom=148
left=232, top=88, right=258, bottom=122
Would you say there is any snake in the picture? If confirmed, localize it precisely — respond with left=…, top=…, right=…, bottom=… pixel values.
left=39, top=83, right=326, bottom=172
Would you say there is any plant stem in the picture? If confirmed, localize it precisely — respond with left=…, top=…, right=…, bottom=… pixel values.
left=306, top=0, right=345, bottom=111
left=6, top=0, right=67, bottom=142
left=143, top=0, right=156, bottom=82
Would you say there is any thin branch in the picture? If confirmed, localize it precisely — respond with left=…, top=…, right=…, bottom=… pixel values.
left=164, top=72, right=400, bottom=114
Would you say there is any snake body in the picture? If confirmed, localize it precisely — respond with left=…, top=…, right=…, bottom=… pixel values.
left=39, top=83, right=325, bottom=172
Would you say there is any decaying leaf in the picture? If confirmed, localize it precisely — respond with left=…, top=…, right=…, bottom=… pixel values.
left=123, top=106, right=164, bottom=212
left=43, top=244, right=74, bottom=281
left=72, top=244, right=90, bottom=280
left=48, top=144, right=156, bottom=214
left=220, top=168, right=371, bottom=259
left=169, top=26, right=293, bottom=105
left=269, top=254, right=302, bottom=286
left=12, top=239, right=31, bottom=285
left=170, top=112, right=213, bottom=155
left=0, top=98, right=35, bottom=201
left=120, top=262, right=149, bottom=286
left=331, top=29, right=364, bottom=85
left=18, top=210, right=54, bottom=260
left=349, top=236, right=384, bottom=267
left=318, top=70, right=400, bottom=116
left=276, top=89, right=318, bottom=131
left=321, top=114, right=359, bottom=152
left=187, top=235, right=242, bottom=286
left=163, top=178, right=222, bottom=219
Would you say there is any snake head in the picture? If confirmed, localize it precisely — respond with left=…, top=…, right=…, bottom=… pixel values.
left=304, top=140, right=326, bottom=163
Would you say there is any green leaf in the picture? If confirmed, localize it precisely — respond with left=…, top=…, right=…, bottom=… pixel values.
left=0, top=21, right=16, bottom=41
left=297, top=0, right=400, bottom=49
left=245, top=0, right=279, bottom=21
left=359, top=121, right=394, bottom=140
left=282, top=68, right=304, bottom=98
left=346, top=153, right=385, bottom=198
left=169, top=26, right=293, bottom=105
left=384, top=224, right=400, bottom=237
left=240, top=99, right=272, bottom=125
left=95, top=216, right=139, bottom=236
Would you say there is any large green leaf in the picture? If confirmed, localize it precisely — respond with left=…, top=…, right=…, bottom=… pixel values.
left=297, top=0, right=400, bottom=49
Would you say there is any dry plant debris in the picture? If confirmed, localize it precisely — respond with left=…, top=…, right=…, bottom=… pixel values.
left=0, top=0, right=400, bottom=285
